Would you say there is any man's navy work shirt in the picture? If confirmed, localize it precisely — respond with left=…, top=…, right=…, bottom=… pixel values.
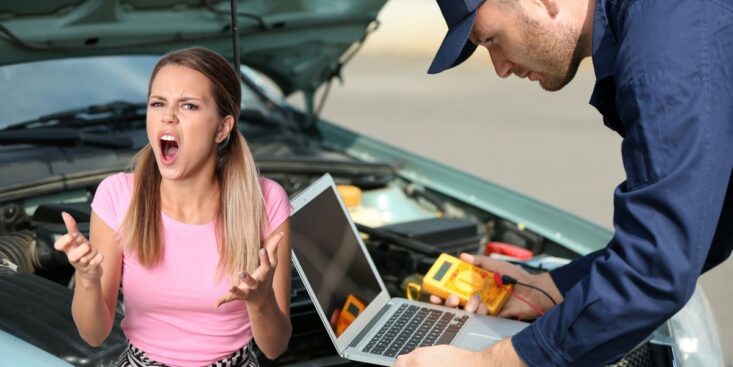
left=512, top=0, right=733, bottom=365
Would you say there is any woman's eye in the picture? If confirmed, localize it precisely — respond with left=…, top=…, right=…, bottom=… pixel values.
left=182, top=103, right=198, bottom=110
left=149, top=101, right=164, bottom=108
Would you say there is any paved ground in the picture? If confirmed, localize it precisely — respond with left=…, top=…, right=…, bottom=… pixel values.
left=290, top=0, right=732, bottom=361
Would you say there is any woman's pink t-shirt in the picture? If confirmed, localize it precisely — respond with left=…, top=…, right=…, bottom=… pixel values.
left=91, top=172, right=291, bottom=366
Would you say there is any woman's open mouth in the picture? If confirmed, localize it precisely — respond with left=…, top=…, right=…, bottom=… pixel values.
left=159, top=133, right=179, bottom=165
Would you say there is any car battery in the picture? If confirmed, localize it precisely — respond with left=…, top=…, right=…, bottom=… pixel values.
left=494, top=220, right=544, bottom=254
left=380, top=217, right=483, bottom=256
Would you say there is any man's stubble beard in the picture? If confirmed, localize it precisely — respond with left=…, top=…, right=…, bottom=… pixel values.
left=519, top=11, right=588, bottom=92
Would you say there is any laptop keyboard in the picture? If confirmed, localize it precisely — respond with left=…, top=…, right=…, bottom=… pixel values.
left=361, top=304, right=469, bottom=358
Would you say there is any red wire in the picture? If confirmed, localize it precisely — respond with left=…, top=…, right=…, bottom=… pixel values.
left=508, top=290, right=545, bottom=317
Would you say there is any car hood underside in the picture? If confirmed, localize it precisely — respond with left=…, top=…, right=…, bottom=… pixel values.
left=0, top=0, right=386, bottom=96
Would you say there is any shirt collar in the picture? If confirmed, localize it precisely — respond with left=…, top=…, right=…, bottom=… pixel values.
left=591, top=0, right=618, bottom=80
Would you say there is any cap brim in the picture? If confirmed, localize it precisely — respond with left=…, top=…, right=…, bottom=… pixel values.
left=427, top=10, right=478, bottom=74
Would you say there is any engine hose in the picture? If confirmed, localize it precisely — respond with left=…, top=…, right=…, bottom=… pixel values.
left=0, top=231, right=38, bottom=274
left=404, top=184, right=448, bottom=215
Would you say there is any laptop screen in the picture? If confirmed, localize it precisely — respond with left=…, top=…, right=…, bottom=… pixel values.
left=290, top=185, right=382, bottom=336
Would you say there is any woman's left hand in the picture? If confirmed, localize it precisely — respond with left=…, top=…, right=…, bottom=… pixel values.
left=215, top=231, right=284, bottom=308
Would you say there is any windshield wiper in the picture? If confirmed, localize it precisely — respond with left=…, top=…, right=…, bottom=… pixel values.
left=2, top=101, right=147, bottom=131
left=0, top=128, right=133, bottom=148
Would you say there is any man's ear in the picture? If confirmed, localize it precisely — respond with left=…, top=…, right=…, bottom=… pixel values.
left=538, top=0, right=559, bottom=17
left=216, top=115, right=235, bottom=143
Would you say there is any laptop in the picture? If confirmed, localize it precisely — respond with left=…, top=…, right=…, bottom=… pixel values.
left=289, top=173, right=528, bottom=366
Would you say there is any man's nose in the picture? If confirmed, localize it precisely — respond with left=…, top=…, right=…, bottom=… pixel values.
left=488, top=47, right=514, bottom=78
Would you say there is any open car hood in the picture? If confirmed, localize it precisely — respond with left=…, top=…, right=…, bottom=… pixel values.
left=0, top=0, right=386, bottom=96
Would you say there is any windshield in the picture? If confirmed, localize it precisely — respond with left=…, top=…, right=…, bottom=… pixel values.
left=0, top=55, right=274, bottom=129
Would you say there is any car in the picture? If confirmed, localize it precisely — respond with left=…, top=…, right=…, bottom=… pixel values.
left=0, top=1, right=726, bottom=366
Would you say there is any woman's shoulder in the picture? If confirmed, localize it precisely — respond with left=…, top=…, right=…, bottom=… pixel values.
left=259, top=176, right=286, bottom=199
left=258, top=177, right=291, bottom=232
left=91, top=172, right=135, bottom=230
left=99, top=172, right=134, bottom=193
left=95, top=172, right=135, bottom=203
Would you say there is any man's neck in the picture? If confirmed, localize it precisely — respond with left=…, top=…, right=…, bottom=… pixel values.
left=580, top=0, right=596, bottom=58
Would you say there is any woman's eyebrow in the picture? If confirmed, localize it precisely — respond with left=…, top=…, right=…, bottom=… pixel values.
left=149, top=95, right=203, bottom=102
left=178, top=97, right=203, bottom=102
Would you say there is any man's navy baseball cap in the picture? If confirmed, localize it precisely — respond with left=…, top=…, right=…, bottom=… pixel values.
left=428, top=0, right=484, bottom=74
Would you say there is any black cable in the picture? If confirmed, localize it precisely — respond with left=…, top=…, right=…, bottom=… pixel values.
left=516, top=281, right=558, bottom=306
left=201, top=0, right=267, bottom=30
left=501, top=275, right=558, bottom=306
left=229, top=0, right=241, bottom=81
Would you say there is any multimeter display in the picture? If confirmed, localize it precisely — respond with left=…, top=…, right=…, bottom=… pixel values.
left=433, top=261, right=452, bottom=281
left=423, top=253, right=512, bottom=316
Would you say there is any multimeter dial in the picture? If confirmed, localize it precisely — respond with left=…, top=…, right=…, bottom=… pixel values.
left=456, top=271, right=483, bottom=294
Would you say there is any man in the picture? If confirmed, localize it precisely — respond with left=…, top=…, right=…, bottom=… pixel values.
left=393, top=0, right=733, bottom=366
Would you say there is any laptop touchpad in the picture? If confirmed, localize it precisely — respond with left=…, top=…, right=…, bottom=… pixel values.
left=461, top=333, right=502, bottom=351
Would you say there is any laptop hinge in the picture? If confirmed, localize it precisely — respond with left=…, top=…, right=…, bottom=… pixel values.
left=349, top=302, right=393, bottom=349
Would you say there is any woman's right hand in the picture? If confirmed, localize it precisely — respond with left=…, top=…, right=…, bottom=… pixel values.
left=54, top=212, right=104, bottom=283
left=428, top=253, right=562, bottom=321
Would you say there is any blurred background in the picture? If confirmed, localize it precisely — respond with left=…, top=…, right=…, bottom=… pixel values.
left=290, top=0, right=731, bottom=361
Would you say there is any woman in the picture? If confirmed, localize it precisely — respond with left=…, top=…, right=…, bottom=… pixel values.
left=54, top=47, right=292, bottom=366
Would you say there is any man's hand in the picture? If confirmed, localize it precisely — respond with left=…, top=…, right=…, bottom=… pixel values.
left=215, top=232, right=284, bottom=308
left=429, top=253, right=562, bottom=320
left=393, top=338, right=526, bottom=367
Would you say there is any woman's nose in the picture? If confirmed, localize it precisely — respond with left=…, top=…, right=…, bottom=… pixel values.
left=488, top=47, right=514, bottom=78
left=162, top=106, right=177, bottom=124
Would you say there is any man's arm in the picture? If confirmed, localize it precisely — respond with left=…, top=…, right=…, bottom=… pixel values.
left=512, top=1, right=733, bottom=366
left=548, top=249, right=604, bottom=294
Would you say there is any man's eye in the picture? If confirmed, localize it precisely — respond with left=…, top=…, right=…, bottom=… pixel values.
left=182, top=103, right=198, bottom=110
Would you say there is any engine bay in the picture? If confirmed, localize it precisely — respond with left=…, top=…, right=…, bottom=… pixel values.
left=0, top=168, right=563, bottom=365
left=0, top=167, right=676, bottom=367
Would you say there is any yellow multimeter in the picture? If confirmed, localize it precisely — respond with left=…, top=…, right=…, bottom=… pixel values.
left=335, top=294, right=366, bottom=336
left=422, top=253, right=512, bottom=316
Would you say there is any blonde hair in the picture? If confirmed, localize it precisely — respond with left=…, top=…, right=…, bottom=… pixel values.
left=121, top=47, right=264, bottom=282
